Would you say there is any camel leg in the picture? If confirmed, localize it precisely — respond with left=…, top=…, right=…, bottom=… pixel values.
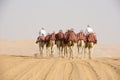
left=51, top=46, right=53, bottom=56
left=71, top=46, right=73, bottom=59
left=89, top=47, right=93, bottom=59
left=89, top=49, right=91, bottom=59
left=56, top=41, right=58, bottom=57
left=39, top=45, right=42, bottom=56
left=46, top=46, right=50, bottom=57
left=66, top=46, right=68, bottom=57
left=58, top=47, right=60, bottom=57
left=68, top=47, right=71, bottom=58
left=60, top=47, right=62, bottom=57
left=81, top=47, right=84, bottom=58
left=77, top=46, right=82, bottom=58
left=63, top=47, right=65, bottom=57
left=61, top=46, right=65, bottom=57
left=77, top=46, right=80, bottom=57
left=89, top=42, right=94, bottom=59
left=51, top=44, right=55, bottom=57
left=39, top=47, right=41, bottom=56
left=69, top=46, right=73, bottom=59
left=41, top=47, right=43, bottom=57
left=79, top=47, right=83, bottom=58
left=59, top=41, right=62, bottom=57
left=60, top=47, right=63, bottom=57
left=77, top=40, right=83, bottom=58
left=46, top=47, right=48, bottom=56
left=78, top=47, right=82, bottom=58
left=84, top=48, right=87, bottom=58
left=64, top=46, right=68, bottom=58
left=77, top=41, right=80, bottom=57
left=57, top=41, right=61, bottom=57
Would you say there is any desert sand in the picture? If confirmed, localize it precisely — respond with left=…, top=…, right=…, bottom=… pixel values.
left=0, top=40, right=120, bottom=80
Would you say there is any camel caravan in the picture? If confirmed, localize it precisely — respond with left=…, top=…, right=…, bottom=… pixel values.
left=35, top=25, right=97, bottom=59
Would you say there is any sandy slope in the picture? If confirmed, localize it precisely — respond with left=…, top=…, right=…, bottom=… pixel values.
left=0, top=55, right=120, bottom=80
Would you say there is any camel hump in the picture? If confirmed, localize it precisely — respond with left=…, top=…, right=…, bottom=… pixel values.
left=56, top=32, right=64, bottom=40
left=87, top=33, right=97, bottom=44
left=45, top=35, right=50, bottom=41
left=39, top=36, right=45, bottom=41
left=77, top=32, right=86, bottom=41
left=50, top=33, right=56, bottom=40
left=67, top=31, right=77, bottom=42
left=36, top=36, right=45, bottom=43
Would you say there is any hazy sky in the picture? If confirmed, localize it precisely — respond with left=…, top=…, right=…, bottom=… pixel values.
left=0, top=0, right=120, bottom=44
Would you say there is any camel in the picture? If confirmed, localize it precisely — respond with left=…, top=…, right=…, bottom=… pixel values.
left=64, top=29, right=77, bottom=58
left=55, top=30, right=65, bottom=57
left=36, top=36, right=46, bottom=57
left=77, top=31, right=86, bottom=58
left=85, top=33, right=97, bottom=59
left=77, top=40, right=85, bottom=58
left=45, top=32, right=56, bottom=57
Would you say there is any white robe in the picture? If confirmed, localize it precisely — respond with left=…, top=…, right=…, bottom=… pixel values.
left=39, top=29, right=46, bottom=36
left=85, top=27, right=93, bottom=35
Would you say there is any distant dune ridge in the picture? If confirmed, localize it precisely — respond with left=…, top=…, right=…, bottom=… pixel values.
left=0, top=40, right=120, bottom=80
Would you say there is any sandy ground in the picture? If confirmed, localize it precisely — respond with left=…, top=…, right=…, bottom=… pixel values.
left=0, top=55, right=120, bottom=80
left=0, top=40, right=120, bottom=80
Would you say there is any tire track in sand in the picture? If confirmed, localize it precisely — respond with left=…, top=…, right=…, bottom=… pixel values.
left=87, top=59, right=120, bottom=80
left=97, top=59, right=120, bottom=74
left=15, top=59, right=55, bottom=80
left=95, top=60, right=120, bottom=80
left=0, top=59, right=26, bottom=75
left=0, top=58, right=35, bottom=78
left=63, top=62, right=73, bottom=80
left=0, top=56, right=120, bottom=80
left=76, top=60, right=101, bottom=80
left=84, top=60, right=101, bottom=80
left=32, top=59, right=57, bottom=80
left=42, top=59, right=71, bottom=80
left=1, top=59, right=40, bottom=80
left=74, top=60, right=89, bottom=80
left=13, top=60, right=41, bottom=80
left=70, top=61, right=81, bottom=80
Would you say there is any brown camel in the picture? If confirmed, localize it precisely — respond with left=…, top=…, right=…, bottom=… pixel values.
left=36, top=36, right=46, bottom=57
left=45, top=32, right=56, bottom=57
left=77, top=31, right=86, bottom=58
left=64, top=29, right=77, bottom=58
left=55, top=31, right=65, bottom=57
left=85, top=33, right=97, bottom=59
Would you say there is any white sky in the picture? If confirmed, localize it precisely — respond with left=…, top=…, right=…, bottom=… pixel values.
left=0, top=0, right=120, bottom=44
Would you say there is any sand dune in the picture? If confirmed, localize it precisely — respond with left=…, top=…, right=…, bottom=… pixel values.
left=0, top=40, right=120, bottom=80
left=0, top=55, right=120, bottom=80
